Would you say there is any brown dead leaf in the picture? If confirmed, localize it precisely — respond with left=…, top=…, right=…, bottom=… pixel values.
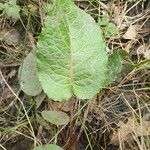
left=0, top=28, right=21, bottom=46
left=110, top=118, right=135, bottom=145
left=110, top=117, right=150, bottom=145
left=113, top=5, right=127, bottom=30
left=7, top=70, right=16, bottom=79
left=123, top=25, right=140, bottom=40
left=137, top=43, right=150, bottom=59
left=124, top=41, right=135, bottom=53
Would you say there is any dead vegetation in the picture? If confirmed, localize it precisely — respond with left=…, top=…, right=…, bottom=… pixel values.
left=0, top=0, right=150, bottom=150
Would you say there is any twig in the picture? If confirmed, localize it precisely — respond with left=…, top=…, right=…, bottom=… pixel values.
left=0, top=144, right=7, bottom=150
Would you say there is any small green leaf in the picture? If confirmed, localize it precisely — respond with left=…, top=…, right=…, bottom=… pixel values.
left=8, top=0, right=17, bottom=5
left=4, top=3, right=20, bottom=20
left=19, top=51, right=42, bottom=96
left=115, top=49, right=129, bottom=59
left=104, top=23, right=118, bottom=37
left=98, top=16, right=109, bottom=26
left=33, top=144, right=63, bottom=150
left=7, top=5, right=20, bottom=19
left=36, top=114, right=50, bottom=129
left=109, top=51, right=122, bottom=74
left=0, top=3, right=4, bottom=11
left=104, top=50, right=122, bottom=84
left=41, top=110, right=69, bottom=125
left=35, top=92, right=46, bottom=109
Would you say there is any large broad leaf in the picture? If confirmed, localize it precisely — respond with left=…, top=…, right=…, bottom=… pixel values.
left=36, top=0, right=108, bottom=101
left=41, top=110, right=69, bottom=125
left=33, top=144, right=63, bottom=150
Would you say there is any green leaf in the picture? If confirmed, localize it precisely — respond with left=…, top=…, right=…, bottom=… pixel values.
left=108, top=51, right=122, bottom=74
left=8, top=0, right=17, bottom=5
left=104, top=23, right=118, bottom=37
left=98, top=16, right=110, bottom=26
left=36, top=0, right=108, bottom=101
left=105, top=50, right=122, bottom=84
left=36, top=114, right=50, bottom=129
left=35, top=92, right=46, bottom=108
left=33, top=144, right=63, bottom=150
left=41, top=110, right=69, bottom=125
left=19, top=51, right=42, bottom=96
left=0, top=3, right=4, bottom=11
left=5, top=1, right=20, bottom=20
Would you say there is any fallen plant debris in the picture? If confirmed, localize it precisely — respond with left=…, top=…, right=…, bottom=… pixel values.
left=110, top=117, right=150, bottom=145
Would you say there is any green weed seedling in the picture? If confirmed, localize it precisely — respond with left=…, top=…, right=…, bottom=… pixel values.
left=33, top=144, right=63, bottom=150
left=0, top=0, right=20, bottom=20
left=98, top=15, right=119, bottom=38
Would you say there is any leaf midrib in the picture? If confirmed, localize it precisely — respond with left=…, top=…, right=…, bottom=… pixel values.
left=63, top=10, right=74, bottom=94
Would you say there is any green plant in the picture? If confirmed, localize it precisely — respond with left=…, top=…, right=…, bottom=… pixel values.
left=98, top=15, right=119, bottom=38
left=34, top=110, right=69, bottom=150
left=33, top=144, right=63, bottom=150
left=41, top=110, right=69, bottom=125
left=19, top=0, right=122, bottom=101
left=0, top=0, right=20, bottom=20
